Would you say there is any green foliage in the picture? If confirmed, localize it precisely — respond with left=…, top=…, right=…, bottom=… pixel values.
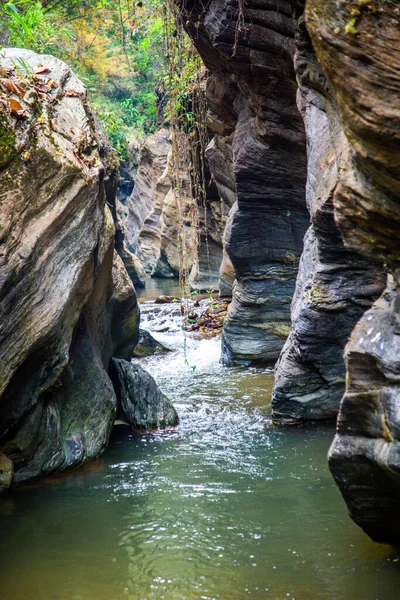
left=1, top=0, right=166, bottom=159
left=1, top=0, right=73, bottom=53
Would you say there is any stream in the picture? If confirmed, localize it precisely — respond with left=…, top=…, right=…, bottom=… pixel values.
left=0, top=280, right=399, bottom=600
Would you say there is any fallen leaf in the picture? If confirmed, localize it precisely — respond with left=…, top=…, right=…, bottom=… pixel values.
left=8, top=98, right=26, bottom=116
left=34, top=82, right=49, bottom=93
left=35, top=66, right=51, bottom=74
left=0, top=78, right=25, bottom=97
left=46, top=78, right=58, bottom=89
left=64, top=89, right=84, bottom=98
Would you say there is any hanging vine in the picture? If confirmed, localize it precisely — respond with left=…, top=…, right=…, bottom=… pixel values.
left=162, top=0, right=213, bottom=365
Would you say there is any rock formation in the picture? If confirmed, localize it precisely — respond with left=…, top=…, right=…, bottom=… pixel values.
left=0, top=49, right=173, bottom=490
left=126, top=128, right=171, bottom=253
left=180, top=0, right=384, bottom=409
left=180, top=0, right=400, bottom=541
left=110, top=359, right=178, bottom=430
left=179, top=0, right=310, bottom=366
left=271, top=17, right=385, bottom=422
left=303, top=0, right=400, bottom=543
left=125, top=125, right=228, bottom=291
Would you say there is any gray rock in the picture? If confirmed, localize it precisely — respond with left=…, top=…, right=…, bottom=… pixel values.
left=110, top=359, right=178, bottom=430
left=133, top=329, right=172, bottom=357
left=306, top=0, right=400, bottom=542
left=179, top=0, right=310, bottom=365
left=125, top=129, right=171, bottom=253
left=0, top=49, right=139, bottom=486
left=271, top=19, right=385, bottom=422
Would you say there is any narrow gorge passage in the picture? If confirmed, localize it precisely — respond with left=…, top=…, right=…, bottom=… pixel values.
left=1, top=288, right=399, bottom=600
left=2, top=1, right=400, bottom=598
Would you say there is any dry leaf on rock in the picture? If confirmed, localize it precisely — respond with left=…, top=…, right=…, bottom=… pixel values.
left=8, top=98, right=26, bottom=116
left=35, top=66, right=51, bottom=74
left=0, top=78, right=25, bottom=97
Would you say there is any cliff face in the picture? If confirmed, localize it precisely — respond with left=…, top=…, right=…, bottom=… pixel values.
left=305, top=1, right=400, bottom=543
left=125, top=126, right=229, bottom=292
left=180, top=0, right=310, bottom=366
left=0, top=49, right=139, bottom=488
left=180, top=0, right=383, bottom=389
left=271, top=18, right=385, bottom=422
left=180, top=0, right=400, bottom=542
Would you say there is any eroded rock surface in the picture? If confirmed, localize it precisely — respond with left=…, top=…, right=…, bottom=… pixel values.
left=125, top=128, right=171, bottom=253
left=110, top=359, right=178, bottom=430
left=179, top=0, right=310, bottom=365
left=272, top=18, right=385, bottom=422
left=0, top=49, right=139, bottom=485
left=304, top=0, right=400, bottom=542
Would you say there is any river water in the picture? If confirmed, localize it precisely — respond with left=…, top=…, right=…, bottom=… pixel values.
left=0, top=282, right=399, bottom=600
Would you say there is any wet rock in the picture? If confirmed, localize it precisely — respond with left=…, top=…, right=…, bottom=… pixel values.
left=272, top=18, right=385, bottom=422
left=0, top=453, right=13, bottom=492
left=0, top=49, right=139, bottom=486
left=133, top=329, right=172, bottom=357
left=305, top=0, right=400, bottom=542
left=110, top=359, right=178, bottom=430
left=155, top=295, right=175, bottom=304
left=179, top=0, right=310, bottom=365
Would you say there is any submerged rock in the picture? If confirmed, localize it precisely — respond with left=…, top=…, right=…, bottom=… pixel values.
left=0, top=453, right=13, bottom=492
left=110, top=359, right=178, bottom=430
left=133, top=329, right=172, bottom=357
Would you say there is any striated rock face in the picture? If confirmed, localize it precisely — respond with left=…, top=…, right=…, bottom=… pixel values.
left=125, top=125, right=228, bottom=291
left=271, top=18, right=385, bottom=422
left=125, top=130, right=196, bottom=281
left=110, top=359, right=178, bottom=430
left=0, top=49, right=139, bottom=486
left=304, top=1, right=400, bottom=542
left=179, top=0, right=310, bottom=365
left=125, top=128, right=171, bottom=254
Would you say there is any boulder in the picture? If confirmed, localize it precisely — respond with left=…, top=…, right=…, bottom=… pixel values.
left=0, top=49, right=139, bottom=485
left=110, top=359, right=178, bottom=430
left=133, top=329, right=172, bottom=357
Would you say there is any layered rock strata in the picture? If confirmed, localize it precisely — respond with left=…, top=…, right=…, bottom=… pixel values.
left=179, top=0, right=310, bottom=365
left=303, top=0, right=400, bottom=543
left=125, top=128, right=171, bottom=253
left=0, top=49, right=141, bottom=488
left=271, top=18, right=385, bottom=422
left=126, top=127, right=228, bottom=291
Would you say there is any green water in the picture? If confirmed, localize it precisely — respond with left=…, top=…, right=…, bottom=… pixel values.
left=0, top=321, right=399, bottom=599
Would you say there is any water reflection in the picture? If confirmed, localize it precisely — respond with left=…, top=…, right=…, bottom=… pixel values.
left=0, top=311, right=399, bottom=599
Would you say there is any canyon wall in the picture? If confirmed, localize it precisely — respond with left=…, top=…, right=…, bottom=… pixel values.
left=180, top=0, right=310, bottom=366
left=305, top=0, right=400, bottom=543
left=181, top=0, right=400, bottom=542
left=0, top=49, right=140, bottom=489
left=272, top=17, right=385, bottom=422
left=125, top=126, right=229, bottom=292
